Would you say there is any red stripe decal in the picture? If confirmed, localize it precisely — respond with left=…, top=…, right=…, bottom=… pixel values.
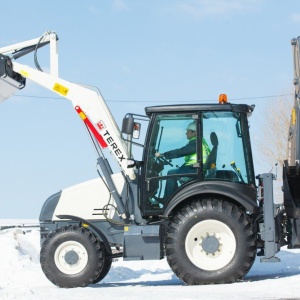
left=75, top=106, right=108, bottom=148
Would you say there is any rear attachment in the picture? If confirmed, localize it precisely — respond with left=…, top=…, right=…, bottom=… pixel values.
left=283, top=160, right=300, bottom=248
left=283, top=160, right=300, bottom=218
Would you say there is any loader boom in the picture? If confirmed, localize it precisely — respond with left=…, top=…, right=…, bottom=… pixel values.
left=0, top=31, right=135, bottom=182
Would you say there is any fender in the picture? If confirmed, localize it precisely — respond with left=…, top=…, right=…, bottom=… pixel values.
left=39, top=191, right=61, bottom=222
left=56, top=214, right=113, bottom=255
left=163, top=180, right=258, bottom=217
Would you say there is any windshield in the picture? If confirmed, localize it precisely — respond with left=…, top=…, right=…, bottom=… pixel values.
left=145, top=113, right=197, bottom=178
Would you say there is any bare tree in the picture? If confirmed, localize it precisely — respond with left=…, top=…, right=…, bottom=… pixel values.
left=259, top=94, right=294, bottom=165
left=254, top=92, right=294, bottom=203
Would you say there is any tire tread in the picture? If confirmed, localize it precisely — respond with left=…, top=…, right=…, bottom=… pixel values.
left=165, top=198, right=257, bottom=285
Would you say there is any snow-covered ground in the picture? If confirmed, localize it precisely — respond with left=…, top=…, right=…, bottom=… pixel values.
left=1, top=220, right=300, bottom=300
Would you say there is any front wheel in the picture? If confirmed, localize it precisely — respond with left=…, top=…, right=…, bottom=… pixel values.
left=165, top=198, right=257, bottom=285
left=91, top=242, right=112, bottom=284
left=40, top=225, right=108, bottom=288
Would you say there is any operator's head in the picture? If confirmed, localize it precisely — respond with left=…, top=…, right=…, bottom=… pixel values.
left=186, top=121, right=196, bottom=140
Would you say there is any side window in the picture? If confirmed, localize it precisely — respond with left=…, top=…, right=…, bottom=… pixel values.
left=202, top=111, right=252, bottom=184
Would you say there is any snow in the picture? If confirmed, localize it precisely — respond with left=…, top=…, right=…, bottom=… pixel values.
left=1, top=220, right=300, bottom=300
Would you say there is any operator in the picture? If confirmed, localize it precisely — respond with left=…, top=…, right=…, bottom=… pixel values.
left=155, top=121, right=210, bottom=199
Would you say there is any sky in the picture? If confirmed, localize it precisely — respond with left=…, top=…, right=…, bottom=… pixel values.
left=0, top=0, right=299, bottom=218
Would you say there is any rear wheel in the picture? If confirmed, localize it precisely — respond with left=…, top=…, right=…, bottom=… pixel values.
left=40, top=225, right=109, bottom=288
left=165, top=198, right=256, bottom=285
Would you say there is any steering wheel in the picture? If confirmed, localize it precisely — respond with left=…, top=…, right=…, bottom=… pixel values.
left=157, top=156, right=173, bottom=167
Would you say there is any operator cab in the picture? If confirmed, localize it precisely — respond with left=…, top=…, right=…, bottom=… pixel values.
left=141, top=102, right=256, bottom=216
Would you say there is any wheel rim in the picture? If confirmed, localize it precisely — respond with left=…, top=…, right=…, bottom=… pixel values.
left=54, top=241, right=89, bottom=275
left=185, top=219, right=236, bottom=271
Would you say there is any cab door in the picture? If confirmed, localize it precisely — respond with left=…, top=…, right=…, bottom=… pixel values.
left=141, top=113, right=201, bottom=214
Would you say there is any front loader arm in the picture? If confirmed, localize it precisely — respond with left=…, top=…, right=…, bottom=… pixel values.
left=0, top=31, right=135, bottom=180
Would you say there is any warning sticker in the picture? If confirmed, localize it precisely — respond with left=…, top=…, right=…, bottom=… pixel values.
left=53, top=83, right=69, bottom=96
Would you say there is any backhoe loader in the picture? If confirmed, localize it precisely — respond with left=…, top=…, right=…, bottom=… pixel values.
left=0, top=31, right=300, bottom=287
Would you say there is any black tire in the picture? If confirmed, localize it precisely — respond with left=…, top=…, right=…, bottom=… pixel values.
left=40, top=225, right=108, bottom=288
left=165, top=198, right=257, bottom=285
left=91, top=242, right=112, bottom=284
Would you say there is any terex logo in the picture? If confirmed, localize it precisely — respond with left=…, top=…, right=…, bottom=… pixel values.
left=97, top=121, right=106, bottom=131
left=102, top=130, right=125, bottom=162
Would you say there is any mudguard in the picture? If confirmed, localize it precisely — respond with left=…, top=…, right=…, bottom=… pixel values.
left=163, top=180, right=258, bottom=217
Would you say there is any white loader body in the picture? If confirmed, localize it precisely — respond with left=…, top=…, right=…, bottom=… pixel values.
left=52, top=173, right=125, bottom=221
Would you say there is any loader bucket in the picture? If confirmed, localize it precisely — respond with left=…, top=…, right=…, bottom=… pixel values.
left=0, top=76, right=24, bottom=102
left=283, top=162, right=300, bottom=218
left=0, top=54, right=25, bottom=102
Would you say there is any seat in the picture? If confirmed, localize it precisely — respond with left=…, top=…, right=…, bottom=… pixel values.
left=205, top=132, right=218, bottom=170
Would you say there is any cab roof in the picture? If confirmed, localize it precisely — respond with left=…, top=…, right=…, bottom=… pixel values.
left=145, top=103, right=254, bottom=117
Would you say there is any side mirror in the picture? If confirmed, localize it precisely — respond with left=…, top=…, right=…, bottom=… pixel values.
left=122, top=117, right=141, bottom=139
left=122, top=116, right=134, bottom=135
